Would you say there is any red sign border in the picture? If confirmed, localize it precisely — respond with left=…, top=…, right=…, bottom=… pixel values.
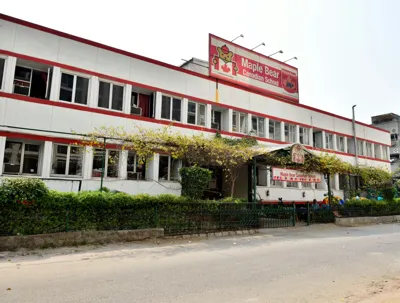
left=208, top=33, right=299, bottom=103
left=271, top=167, right=322, bottom=183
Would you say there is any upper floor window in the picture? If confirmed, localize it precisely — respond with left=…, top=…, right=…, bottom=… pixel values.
left=98, top=81, right=124, bottom=111
left=357, top=140, right=364, bottom=156
left=285, top=124, right=296, bottom=143
left=3, top=141, right=41, bottom=175
left=251, top=116, right=265, bottom=137
left=51, top=144, right=83, bottom=176
left=366, top=142, right=373, bottom=158
left=127, top=151, right=146, bottom=180
left=382, top=146, right=388, bottom=160
left=60, top=73, right=89, bottom=105
left=232, top=111, right=247, bottom=134
left=325, top=133, right=334, bottom=150
left=161, top=95, right=181, bottom=121
left=269, top=120, right=281, bottom=141
left=391, top=134, right=398, bottom=141
left=299, top=127, right=310, bottom=145
left=188, top=101, right=206, bottom=126
left=92, top=149, right=119, bottom=178
left=0, top=58, right=5, bottom=90
left=337, top=136, right=345, bottom=152
left=158, top=155, right=180, bottom=181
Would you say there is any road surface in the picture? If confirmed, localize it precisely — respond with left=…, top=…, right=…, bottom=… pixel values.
left=2, top=224, right=400, bottom=302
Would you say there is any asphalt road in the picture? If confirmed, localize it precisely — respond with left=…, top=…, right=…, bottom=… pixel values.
left=2, top=224, right=400, bottom=303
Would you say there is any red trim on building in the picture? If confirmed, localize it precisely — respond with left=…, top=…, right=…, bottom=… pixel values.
left=0, top=14, right=389, bottom=134
left=260, top=201, right=324, bottom=205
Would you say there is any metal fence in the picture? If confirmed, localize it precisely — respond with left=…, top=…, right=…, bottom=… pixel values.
left=0, top=202, right=297, bottom=237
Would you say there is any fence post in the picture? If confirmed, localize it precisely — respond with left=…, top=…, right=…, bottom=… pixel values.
left=307, top=202, right=310, bottom=226
left=292, top=202, right=296, bottom=227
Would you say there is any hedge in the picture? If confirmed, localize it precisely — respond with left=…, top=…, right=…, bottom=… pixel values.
left=337, top=198, right=400, bottom=217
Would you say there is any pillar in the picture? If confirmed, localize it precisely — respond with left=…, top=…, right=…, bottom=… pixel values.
left=206, top=104, right=212, bottom=128
left=247, top=113, right=253, bottom=134
left=119, top=150, right=128, bottom=180
left=87, top=75, right=99, bottom=108
left=334, top=174, right=340, bottom=191
left=309, top=128, right=314, bottom=147
left=344, top=137, right=348, bottom=153
left=49, top=66, right=61, bottom=101
left=147, top=154, right=160, bottom=181
left=82, top=146, right=93, bottom=180
left=280, top=122, right=285, bottom=142
left=264, top=118, right=270, bottom=139
left=333, top=134, right=338, bottom=150
left=295, top=125, right=300, bottom=143
left=155, top=92, right=162, bottom=120
left=123, top=84, right=132, bottom=114
left=41, top=141, right=53, bottom=178
left=228, top=109, right=233, bottom=132
left=0, top=136, right=6, bottom=176
left=321, top=131, right=326, bottom=149
left=182, top=98, right=188, bottom=124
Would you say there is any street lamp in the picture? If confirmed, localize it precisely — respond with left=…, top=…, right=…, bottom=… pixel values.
left=268, top=50, right=283, bottom=57
left=231, top=34, right=244, bottom=43
left=284, top=57, right=297, bottom=63
left=251, top=42, right=265, bottom=51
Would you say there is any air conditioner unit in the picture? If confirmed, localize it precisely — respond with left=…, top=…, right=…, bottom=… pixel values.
left=131, top=106, right=142, bottom=116
left=211, top=122, right=220, bottom=130
left=3, top=163, right=21, bottom=174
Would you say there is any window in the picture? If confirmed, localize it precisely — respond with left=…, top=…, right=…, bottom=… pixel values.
left=232, top=111, right=247, bottom=133
left=286, top=181, right=298, bottom=188
left=51, top=145, right=83, bottom=176
left=269, top=120, right=281, bottom=141
left=299, top=127, right=310, bottom=145
left=391, top=134, right=398, bottom=141
left=187, top=101, right=206, bottom=126
left=302, top=182, right=312, bottom=188
left=158, top=155, right=180, bottom=181
left=337, top=136, right=345, bottom=152
left=211, top=110, right=222, bottom=130
left=0, top=58, right=5, bottom=90
left=3, top=141, right=41, bottom=175
left=92, top=149, right=119, bottom=178
left=382, top=146, right=388, bottom=160
left=325, top=133, right=334, bottom=150
left=285, top=124, right=296, bottom=143
left=366, top=143, right=373, bottom=158
left=98, top=81, right=124, bottom=111
left=251, top=116, right=265, bottom=137
left=161, top=95, right=181, bottom=121
left=269, top=169, right=282, bottom=187
left=13, top=63, right=52, bottom=99
left=60, top=73, right=89, bottom=104
left=357, top=140, right=364, bottom=156
left=127, top=151, right=146, bottom=180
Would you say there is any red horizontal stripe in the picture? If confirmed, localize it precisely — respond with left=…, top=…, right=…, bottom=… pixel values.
left=0, top=13, right=389, bottom=134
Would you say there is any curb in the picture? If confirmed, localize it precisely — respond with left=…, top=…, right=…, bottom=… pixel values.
left=163, top=229, right=258, bottom=240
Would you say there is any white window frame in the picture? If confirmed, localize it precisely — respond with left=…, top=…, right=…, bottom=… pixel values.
left=285, top=124, right=296, bottom=143
left=336, top=136, right=345, bottom=152
left=251, top=116, right=265, bottom=137
left=366, top=142, right=373, bottom=158
left=232, top=111, right=247, bottom=134
left=98, top=80, right=125, bottom=111
left=299, top=127, right=310, bottom=145
left=92, top=149, right=120, bottom=179
left=0, top=56, right=6, bottom=91
left=382, top=146, right=388, bottom=160
left=357, top=140, right=364, bottom=156
left=158, top=155, right=180, bottom=182
left=51, top=144, right=84, bottom=177
left=127, top=151, right=146, bottom=180
left=325, top=133, right=334, bottom=150
left=269, top=120, right=281, bottom=141
left=2, top=141, right=42, bottom=175
left=161, top=95, right=182, bottom=122
left=286, top=181, right=298, bottom=188
left=187, top=101, right=206, bottom=126
left=59, top=71, right=90, bottom=105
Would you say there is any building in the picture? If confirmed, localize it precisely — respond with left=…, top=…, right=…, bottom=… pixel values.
left=0, top=14, right=391, bottom=202
left=371, top=113, right=400, bottom=173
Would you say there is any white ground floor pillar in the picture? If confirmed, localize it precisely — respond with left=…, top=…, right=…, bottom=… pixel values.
left=0, top=136, right=6, bottom=175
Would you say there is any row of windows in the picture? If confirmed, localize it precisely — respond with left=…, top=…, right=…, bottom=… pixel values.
left=0, top=57, right=390, bottom=160
left=2, top=141, right=179, bottom=181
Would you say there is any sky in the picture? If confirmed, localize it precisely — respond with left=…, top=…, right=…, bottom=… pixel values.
left=2, top=0, right=399, bottom=124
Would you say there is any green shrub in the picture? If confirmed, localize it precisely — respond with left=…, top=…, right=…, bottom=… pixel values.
left=0, top=178, right=49, bottom=205
left=180, top=166, right=212, bottom=200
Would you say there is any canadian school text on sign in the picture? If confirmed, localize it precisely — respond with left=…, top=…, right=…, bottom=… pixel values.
left=209, top=34, right=299, bottom=102
left=272, top=167, right=322, bottom=183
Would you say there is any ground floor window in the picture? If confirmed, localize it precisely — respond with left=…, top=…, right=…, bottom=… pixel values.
left=52, top=144, right=83, bottom=176
left=286, top=181, right=298, bottom=188
left=302, top=182, right=312, bottom=188
left=3, top=141, right=41, bottom=175
left=158, top=155, right=180, bottom=181
left=127, top=152, right=146, bottom=180
left=92, top=149, right=119, bottom=178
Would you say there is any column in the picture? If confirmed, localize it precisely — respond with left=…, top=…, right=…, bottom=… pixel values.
left=228, top=109, right=233, bottom=132
left=119, top=150, right=128, bottom=180
left=333, top=134, right=338, bottom=151
left=206, top=104, right=212, bottom=129
left=41, top=141, right=53, bottom=178
left=334, top=174, right=340, bottom=191
left=155, top=92, right=162, bottom=120
left=82, top=146, right=93, bottom=180
left=309, top=128, right=314, bottom=147
left=371, top=143, right=375, bottom=158
left=295, top=125, right=300, bottom=143
left=378, top=145, right=383, bottom=159
left=344, top=137, right=348, bottom=153
left=49, top=66, right=61, bottom=101
left=123, top=85, right=132, bottom=115
left=2, top=56, right=16, bottom=93
left=363, top=141, right=367, bottom=157
left=87, top=75, right=99, bottom=108
left=182, top=98, right=188, bottom=124
left=266, top=167, right=271, bottom=187
left=280, top=122, right=285, bottom=142
left=147, top=154, right=160, bottom=181
left=0, top=136, right=6, bottom=176
left=321, top=131, right=326, bottom=149
left=264, top=118, right=270, bottom=139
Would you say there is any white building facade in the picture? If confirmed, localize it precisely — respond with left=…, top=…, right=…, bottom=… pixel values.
left=0, top=14, right=391, bottom=202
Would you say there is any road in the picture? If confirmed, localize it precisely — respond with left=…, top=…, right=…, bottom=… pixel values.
left=1, top=224, right=400, bottom=303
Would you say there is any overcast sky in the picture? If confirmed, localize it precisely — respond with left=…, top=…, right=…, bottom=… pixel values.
left=2, top=0, right=399, bottom=123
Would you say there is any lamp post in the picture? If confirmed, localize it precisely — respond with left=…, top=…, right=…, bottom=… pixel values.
left=284, top=57, right=298, bottom=63
left=268, top=50, right=283, bottom=57
left=231, top=34, right=244, bottom=43
left=251, top=43, right=265, bottom=51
